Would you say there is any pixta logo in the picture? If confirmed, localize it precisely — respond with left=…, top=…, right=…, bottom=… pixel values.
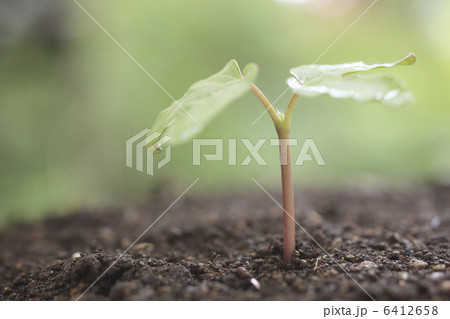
left=126, top=129, right=171, bottom=175
left=192, top=138, right=325, bottom=166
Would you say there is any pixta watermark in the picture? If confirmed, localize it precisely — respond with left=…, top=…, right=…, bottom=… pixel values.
left=193, top=138, right=325, bottom=166
left=126, top=130, right=324, bottom=175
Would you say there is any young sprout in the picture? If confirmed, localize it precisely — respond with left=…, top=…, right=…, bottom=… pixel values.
left=148, top=53, right=416, bottom=262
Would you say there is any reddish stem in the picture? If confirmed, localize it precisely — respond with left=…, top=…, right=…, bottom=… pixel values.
left=278, top=131, right=296, bottom=262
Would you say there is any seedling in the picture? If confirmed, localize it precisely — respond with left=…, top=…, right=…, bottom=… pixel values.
left=148, top=53, right=416, bottom=262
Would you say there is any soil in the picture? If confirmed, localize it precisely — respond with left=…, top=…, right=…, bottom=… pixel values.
left=0, top=185, right=449, bottom=301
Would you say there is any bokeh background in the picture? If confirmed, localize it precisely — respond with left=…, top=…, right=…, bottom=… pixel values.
left=1, top=0, right=449, bottom=226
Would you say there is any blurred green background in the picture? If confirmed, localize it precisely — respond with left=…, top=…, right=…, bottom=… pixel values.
left=1, top=0, right=449, bottom=226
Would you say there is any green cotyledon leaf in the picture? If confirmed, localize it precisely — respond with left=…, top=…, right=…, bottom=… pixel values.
left=149, top=60, right=258, bottom=152
left=287, top=53, right=416, bottom=107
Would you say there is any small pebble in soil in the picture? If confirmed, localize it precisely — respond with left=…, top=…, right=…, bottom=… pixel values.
left=299, top=259, right=309, bottom=267
left=236, top=267, right=251, bottom=278
left=430, top=216, right=441, bottom=228
left=250, top=278, right=260, bottom=290
left=399, top=272, right=408, bottom=281
left=272, top=273, right=283, bottom=280
left=344, top=254, right=355, bottom=261
left=71, top=252, right=81, bottom=259
left=168, top=265, right=191, bottom=280
left=358, top=261, right=378, bottom=269
left=132, top=242, right=155, bottom=253
left=440, top=281, right=450, bottom=294
left=408, top=259, right=428, bottom=269
left=432, top=264, right=446, bottom=271
left=429, top=272, right=444, bottom=280
left=326, top=269, right=339, bottom=276
left=149, top=259, right=165, bottom=267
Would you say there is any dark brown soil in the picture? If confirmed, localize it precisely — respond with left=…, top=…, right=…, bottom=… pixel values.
left=0, top=185, right=449, bottom=301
